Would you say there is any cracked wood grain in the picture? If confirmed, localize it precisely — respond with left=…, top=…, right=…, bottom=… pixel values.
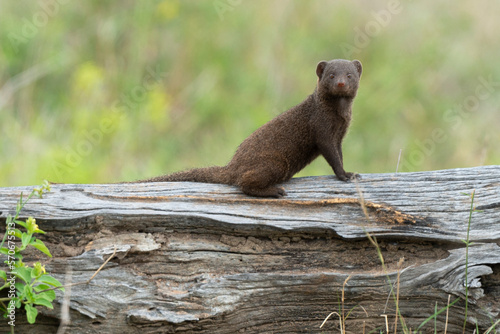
left=0, top=166, right=499, bottom=333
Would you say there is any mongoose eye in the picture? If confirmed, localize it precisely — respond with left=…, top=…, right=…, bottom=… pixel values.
left=329, top=74, right=334, bottom=79
left=347, top=74, right=352, bottom=78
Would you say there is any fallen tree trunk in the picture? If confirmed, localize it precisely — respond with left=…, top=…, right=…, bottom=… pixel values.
left=0, top=166, right=499, bottom=333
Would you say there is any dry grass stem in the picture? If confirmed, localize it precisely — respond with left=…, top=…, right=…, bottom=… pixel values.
left=394, top=258, right=404, bottom=334
left=444, top=294, right=451, bottom=334
left=36, top=245, right=118, bottom=294
left=381, top=314, right=389, bottom=333
left=320, top=311, right=343, bottom=333
left=87, top=246, right=117, bottom=282
left=342, top=275, right=352, bottom=333
left=396, top=148, right=402, bottom=173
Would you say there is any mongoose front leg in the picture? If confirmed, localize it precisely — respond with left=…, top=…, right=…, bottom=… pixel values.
left=318, top=143, right=347, bottom=181
left=336, top=142, right=360, bottom=180
left=319, top=142, right=358, bottom=181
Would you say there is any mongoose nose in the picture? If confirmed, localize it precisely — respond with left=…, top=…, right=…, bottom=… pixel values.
left=337, top=82, right=345, bottom=88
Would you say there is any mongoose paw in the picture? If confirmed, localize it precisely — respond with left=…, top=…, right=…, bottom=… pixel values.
left=266, top=186, right=287, bottom=198
left=346, top=172, right=361, bottom=181
left=336, top=175, right=348, bottom=181
left=337, top=172, right=360, bottom=182
left=276, top=186, right=287, bottom=197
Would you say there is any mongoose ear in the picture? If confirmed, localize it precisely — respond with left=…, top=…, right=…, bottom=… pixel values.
left=316, top=61, right=328, bottom=79
left=352, top=60, right=362, bottom=77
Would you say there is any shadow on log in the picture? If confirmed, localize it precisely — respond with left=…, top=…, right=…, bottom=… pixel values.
left=0, top=166, right=499, bottom=333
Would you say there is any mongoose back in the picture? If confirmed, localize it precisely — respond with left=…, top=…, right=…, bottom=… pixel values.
left=139, top=59, right=363, bottom=197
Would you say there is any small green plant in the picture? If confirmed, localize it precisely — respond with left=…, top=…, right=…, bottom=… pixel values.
left=0, top=181, right=64, bottom=332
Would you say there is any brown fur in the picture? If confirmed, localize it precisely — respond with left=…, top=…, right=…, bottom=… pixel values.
left=138, top=59, right=363, bottom=197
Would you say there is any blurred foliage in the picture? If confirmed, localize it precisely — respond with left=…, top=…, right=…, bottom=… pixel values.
left=0, top=0, right=499, bottom=186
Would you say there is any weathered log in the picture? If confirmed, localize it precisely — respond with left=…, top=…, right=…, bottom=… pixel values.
left=0, top=166, right=499, bottom=333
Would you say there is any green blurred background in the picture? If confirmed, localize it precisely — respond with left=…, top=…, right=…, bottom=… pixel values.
left=1, top=0, right=499, bottom=187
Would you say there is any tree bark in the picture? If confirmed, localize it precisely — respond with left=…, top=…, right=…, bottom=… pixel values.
left=0, top=166, right=499, bottom=333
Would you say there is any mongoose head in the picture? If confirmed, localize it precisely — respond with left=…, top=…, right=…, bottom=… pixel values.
left=316, top=59, right=362, bottom=98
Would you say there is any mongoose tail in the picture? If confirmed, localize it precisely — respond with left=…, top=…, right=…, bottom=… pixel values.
left=137, top=166, right=231, bottom=184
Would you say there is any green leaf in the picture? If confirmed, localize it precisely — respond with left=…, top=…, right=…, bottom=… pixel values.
left=0, top=270, right=6, bottom=282
left=460, top=239, right=469, bottom=245
left=25, top=304, right=38, bottom=324
left=38, top=275, right=63, bottom=289
left=21, top=232, right=32, bottom=249
left=14, top=220, right=27, bottom=229
left=42, top=180, right=51, bottom=192
left=15, top=282, right=25, bottom=294
left=30, top=239, right=52, bottom=257
left=0, top=248, right=22, bottom=260
left=16, top=196, right=22, bottom=213
left=13, top=229, right=23, bottom=238
left=34, top=283, right=50, bottom=290
left=34, top=284, right=56, bottom=301
left=24, top=284, right=35, bottom=303
left=12, top=252, right=23, bottom=261
left=33, top=297, right=54, bottom=309
left=15, top=266, right=33, bottom=284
